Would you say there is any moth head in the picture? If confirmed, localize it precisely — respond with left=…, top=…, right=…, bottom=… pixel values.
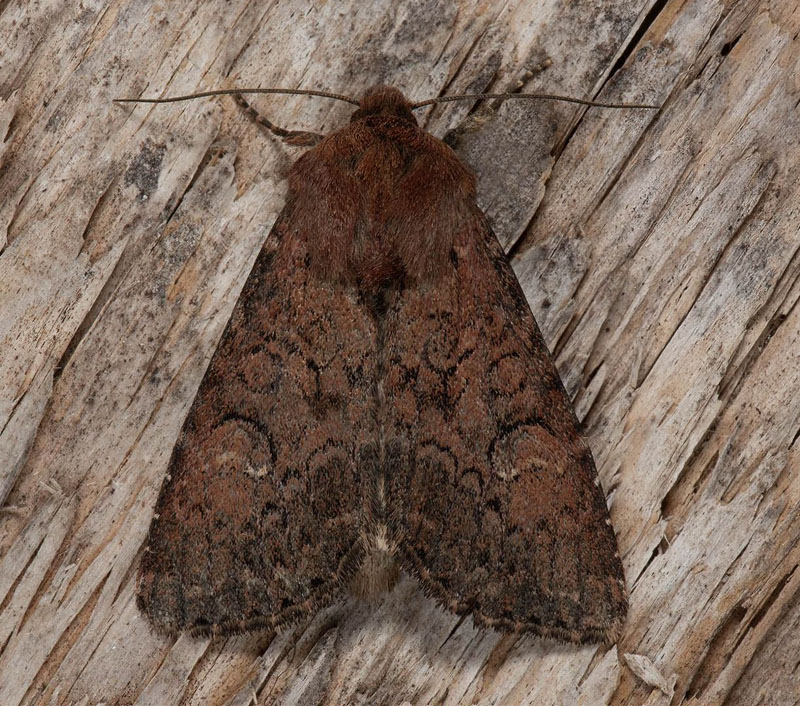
left=350, top=85, right=417, bottom=125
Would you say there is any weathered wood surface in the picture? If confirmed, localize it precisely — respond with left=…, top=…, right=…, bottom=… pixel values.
left=1, top=1, right=798, bottom=704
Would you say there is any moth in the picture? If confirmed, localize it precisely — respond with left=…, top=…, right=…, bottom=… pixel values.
left=125, top=84, right=652, bottom=644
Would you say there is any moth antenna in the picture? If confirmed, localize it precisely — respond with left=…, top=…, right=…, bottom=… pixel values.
left=411, top=92, right=660, bottom=110
left=113, top=87, right=360, bottom=106
left=114, top=87, right=352, bottom=146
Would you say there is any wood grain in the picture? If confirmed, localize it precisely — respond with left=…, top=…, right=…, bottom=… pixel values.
left=1, top=1, right=798, bottom=704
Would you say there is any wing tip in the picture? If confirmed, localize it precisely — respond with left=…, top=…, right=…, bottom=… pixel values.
left=404, top=557, right=628, bottom=646
left=465, top=605, right=627, bottom=646
left=137, top=592, right=322, bottom=639
left=136, top=572, right=344, bottom=638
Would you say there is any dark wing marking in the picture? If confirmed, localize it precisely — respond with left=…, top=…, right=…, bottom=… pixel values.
left=138, top=211, right=376, bottom=635
left=383, top=217, right=627, bottom=644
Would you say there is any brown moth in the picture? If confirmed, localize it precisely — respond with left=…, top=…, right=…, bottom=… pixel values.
left=133, top=85, right=631, bottom=644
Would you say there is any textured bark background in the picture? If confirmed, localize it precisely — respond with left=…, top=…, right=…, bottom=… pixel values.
left=1, top=1, right=798, bottom=704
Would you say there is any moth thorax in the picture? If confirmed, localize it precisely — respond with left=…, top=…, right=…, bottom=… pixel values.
left=350, top=85, right=416, bottom=124
left=350, top=527, right=400, bottom=599
left=352, top=246, right=405, bottom=291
